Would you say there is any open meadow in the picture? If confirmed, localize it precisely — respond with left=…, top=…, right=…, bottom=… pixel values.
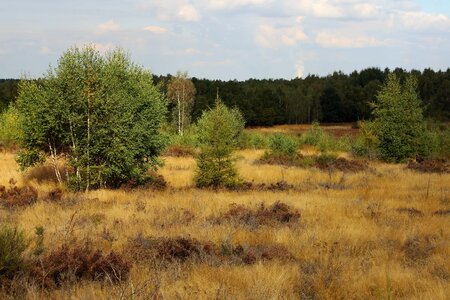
left=0, top=124, right=449, bottom=299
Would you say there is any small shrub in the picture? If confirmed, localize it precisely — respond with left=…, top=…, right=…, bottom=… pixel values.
left=30, top=245, right=130, bottom=288
left=407, top=158, right=450, bottom=174
left=0, top=105, right=22, bottom=149
left=402, top=235, right=435, bottom=264
left=0, top=184, right=38, bottom=208
left=300, top=122, right=325, bottom=146
left=0, top=226, right=28, bottom=279
left=267, top=133, right=298, bottom=157
left=238, top=131, right=268, bottom=149
left=315, top=156, right=368, bottom=173
left=126, top=235, right=214, bottom=264
left=351, top=121, right=380, bottom=159
left=212, top=201, right=300, bottom=228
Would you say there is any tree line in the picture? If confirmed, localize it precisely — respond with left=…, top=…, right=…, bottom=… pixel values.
left=2, top=68, right=450, bottom=126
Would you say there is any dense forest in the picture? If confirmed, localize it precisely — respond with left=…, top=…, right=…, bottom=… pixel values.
left=2, top=67, right=449, bottom=126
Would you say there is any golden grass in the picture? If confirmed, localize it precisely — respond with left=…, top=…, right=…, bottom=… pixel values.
left=0, top=150, right=449, bottom=299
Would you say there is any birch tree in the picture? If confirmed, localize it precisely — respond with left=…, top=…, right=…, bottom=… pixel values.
left=16, top=46, right=167, bottom=191
left=167, top=71, right=196, bottom=136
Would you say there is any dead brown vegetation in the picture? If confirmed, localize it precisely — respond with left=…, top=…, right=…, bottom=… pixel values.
left=0, top=184, right=38, bottom=208
left=315, top=157, right=368, bottom=172
left=211, top=201, right=300, bottom=228
left=407, top=159, right=450, bottom=173
left=29, top=245, right=130, bottom=289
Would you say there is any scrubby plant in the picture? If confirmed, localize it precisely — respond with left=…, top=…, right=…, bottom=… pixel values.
left=372, top=73, right=432, bottom=162
left=0, top=104, right=22, bottom=149
left=267, top=133, right=298, bottom=157
left=195, top=100, right=245, bottom=188
left=351, top=121, right=380, bottom=159
left=16, top=46, right=167, bottom=190
left=299, top=122, right=350, bottom=152
left=0, top=226, right=28, bottom=279
left=238, top=131, right=268, bottom=149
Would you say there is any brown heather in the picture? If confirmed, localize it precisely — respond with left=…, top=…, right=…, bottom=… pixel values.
left=0, top=135, right=449, bottom=299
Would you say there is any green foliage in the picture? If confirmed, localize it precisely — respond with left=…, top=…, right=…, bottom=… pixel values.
left=267, top=133, right=298, bottom=157
left=0, top=226, right=28, bottom=279
left=427, top=124, right=450, bottom=159
left=238, top=131, right=268, bottom=149
left=16, top=46, right=167, bottom=190
left=0, top=104, right=22, bottom=148
left=299, top=122, right=351, bottom=152
left=351, top=121, right=380, bottom=159
left=195, top=100, right=245, bottom=188
left=372, top=73, right=431, bottom=162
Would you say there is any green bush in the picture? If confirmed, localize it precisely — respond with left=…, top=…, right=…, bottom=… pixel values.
left=351, top=121, right=380, bottom=159
left=299, top=122, right=325, bottom=146
left=299, top=122, right=351, bottom=152
left=238, top=131, right=268, bottom=149
left=0, top=105, right=22, bottom=149
left=195, top=100, right=245, bottom=188
left=428, top=125, right=450, bottom=159
left=267, top=133, right=298, bottom=157
left=0, top=226, right=28, bottom=279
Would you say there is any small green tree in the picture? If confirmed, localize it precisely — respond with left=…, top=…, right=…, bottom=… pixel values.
left=372, top=73, right=431, bottom=162
left=16, top=46, right=167, bottom=190
left=195, top=100, right=244, bottom=188
left=0, top=104, right=22, bottom=149
left=167, top=71, right=196, bottom=136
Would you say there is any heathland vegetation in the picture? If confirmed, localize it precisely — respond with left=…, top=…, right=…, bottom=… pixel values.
left=0, top=46, right=449, bottom=299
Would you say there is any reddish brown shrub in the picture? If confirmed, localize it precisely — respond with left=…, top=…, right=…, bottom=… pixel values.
left=433, top=209, right=450, bottom=216
left=213, top=201, right=301, bottom=228
left=316, top=157, right=368, bottom=172
left=163, top=144, right=196, bottom=157
left=396, top=207, right=424, bottom=217
left=0, top=185, right=38, bottom=208
left=126, top=235, right=214, bottom=264
left=30, top=245, right=130, bottom=289
left=402, top=235, right=435, bottom=263
left=45, top=188, right=63, bottom=202
left=407, top=159, right=450, bottom=174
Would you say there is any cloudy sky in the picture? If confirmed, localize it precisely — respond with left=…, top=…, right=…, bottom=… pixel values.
left=1, top=0, right=449, bottom=80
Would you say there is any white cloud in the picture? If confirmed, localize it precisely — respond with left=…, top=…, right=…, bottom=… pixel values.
left=92, top=42, right=115, bottom=53
left=200, top=0, right=269, bottom=10
left=286, top=0, right=343, bottom=18
left=394, top=11, right=450, bottom=31
left=143, top=25, right=168, bottom=34
left=97, top=20, right=120, bottom=32
left=139, top=0, right=200, bottom=22
left=315, top=31, right=387, bottom=48
left=178, top=4, right=200, bottom=21
left=256, top=24, right=308, bottom=48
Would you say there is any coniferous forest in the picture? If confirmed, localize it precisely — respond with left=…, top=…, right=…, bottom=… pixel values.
left=2, top=67, right=450, bottom=126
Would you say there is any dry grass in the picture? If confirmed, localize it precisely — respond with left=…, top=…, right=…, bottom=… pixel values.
left=0, top=147, right=449, bottom=299
left=247, top=123, right=359, bottom=137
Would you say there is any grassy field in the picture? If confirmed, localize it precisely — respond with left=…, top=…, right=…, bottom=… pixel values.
left=0, top=129, right=449, bottom=299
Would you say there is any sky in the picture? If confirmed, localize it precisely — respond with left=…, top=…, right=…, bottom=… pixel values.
left=0, top=0, right=449, bottom=80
